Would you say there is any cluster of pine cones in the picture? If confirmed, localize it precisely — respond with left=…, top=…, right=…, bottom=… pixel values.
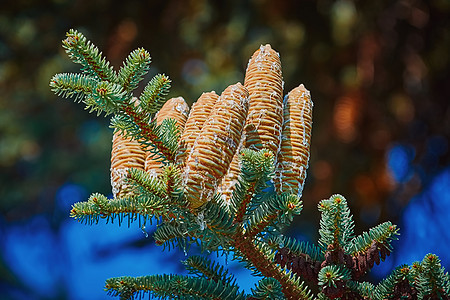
left=110, top=44, right=313, bottom=210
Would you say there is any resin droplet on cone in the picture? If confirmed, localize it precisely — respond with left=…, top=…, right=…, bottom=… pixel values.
left=184, top=83, right=249, bottom=209
left=274, top=84, right=313, bottom=197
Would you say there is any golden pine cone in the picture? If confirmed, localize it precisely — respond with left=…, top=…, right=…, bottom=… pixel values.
left=110, top=131, right=146, bottom=198
left=145, top=96, right=189, bottom=176
left=177, top=91, right=219, bottom=166
left=184, top=83, right=249, bottom=209
left=273, top=84, right=313, bottom=196
left=244, top=44, right=284, bottom=155
left=217, top=135, right=245, bottom=205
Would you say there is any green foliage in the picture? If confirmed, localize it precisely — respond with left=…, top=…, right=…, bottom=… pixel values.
left=269, top=235, right=324, bottom=262
left=228, top=148, right=275, bottom=220
left=183, top=255, right=238, bottom=287
left=251, top=277, right=284, bottom=299
left=416, top=254, right=450, bottom=299
left=52, top=29, right=177, bottom=162
left=70, top=191, right=166, bottom=227
left=62, top=29, right=116, bottom=82
left=51, top=30, right=450, bottom=300
left=245, top=193, right=302, bottom=237
left=318, top=265, right=351, bottom=288
left=50, top=73, right=97, bottom=102
left=117, top=48, right=151, bottom=93
left=348, top=221, right=399, bottom=256
left=105, top=274, right=246, bottom=300
left=318, top=194, right=354, bottom=252
left=140, top=74, right=172, bottom=115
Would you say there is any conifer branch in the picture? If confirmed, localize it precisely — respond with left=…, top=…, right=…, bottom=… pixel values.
left=416, top=254, right=450, bottom=299
left=49, top=73, right=97, bottom=102
left=232, top=148, right=275, bottom=223
left=62, top=29, right=116, bottom=82
left=318, top=194, right=354, bottom=253
left=160, top=163, right=185, bottom=202
left=70, top=192, right=171, bottom=227
left=105, top=274, right=246, bottom=300
left=116, top=107, right=177, bottom=162
left=51, top=32, right=450, bottom=299
left=348, top=221, right=399, bottom=255
left=271, top=235, right=324, bottom=263
left=85, top=81, right=128, bottom=116
left=201, top=200, right=236, bottom=237
left=232, top=231, right=312, bottom=300
left=140, top=73, right=171, bottom=115
left=153, top=220, right=193, bottom=250
left=245, top=193, right=302, bottom=238
left=183, top=255, right=238, bottom=287
left=250, top=277, right=285, bottom=299
left=125, top=168, right=167, bottom=199
left=117, top=48, right=151, bottom=93
left=318, top=265, right=352, bottom=299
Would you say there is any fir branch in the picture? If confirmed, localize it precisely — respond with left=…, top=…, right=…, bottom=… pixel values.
left=244, top=194, right=299, bottom=238
left=117, top=48, right=151, bottom=93
left=346, top=281, right=376, bottom=299
left=62, top=29, right=116, bottom=82
left=231, top=148, right=275, bottom=223
left=348, top=221, right=399, bottom=255
left=140, top=73, right=171, bottom=115
left=160, top=163, right=185, bottom=203
left=156, top=118, right=182, bottom=161
left=416, top=254, right=450, bottom=299
left=232, top=232, right=312, bottom=300
left=114, top=107, right=177, bottom=162
left=84, top=80, right=128, bottom=116
left=202, top=200, right=236, bottom=237
left=270, top=235, right=324, bottom=263
left=105, top=274, right=246, bottom=300
left=275, top=247, right=322, bottom=284
left=154, top=201, right=233, bottom=253
left=318, top=265, right=352, bottom=299
left=374, top=265, right=418, bottom=300
left=318, top=194, right=354, bottom=252
left=347, top=222, right=399, bottom=279
left=250, top=277, right=285, bottom=300
left=183, top=255, right=238, bottom=287
left=153, top=219, right=195, bottom=251
left=245, top=193, right=303, bottom=238
left=125, top=164, right=186, bottom=215
left=50, top=73, right=97, bottom=102
left=70, top=192, right=168, bottom=227
left=126, top=167, right=167, bottom=199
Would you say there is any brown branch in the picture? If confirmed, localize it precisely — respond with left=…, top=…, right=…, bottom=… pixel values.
left=232, top=231, right=310, bottom=300
left=234, top=183, right=256, bottom=224
left=122, top=105, right=175, bottom=162
left=244, top=212, right=278, bottom=239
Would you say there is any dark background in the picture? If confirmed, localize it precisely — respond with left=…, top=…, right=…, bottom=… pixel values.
left=1, top=0, right=449, bottom=299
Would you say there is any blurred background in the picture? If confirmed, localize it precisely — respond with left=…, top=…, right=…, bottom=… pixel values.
left=1, top=0, right=449, bottom=299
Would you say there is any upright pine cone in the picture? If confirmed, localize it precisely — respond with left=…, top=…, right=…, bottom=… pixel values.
left=273, top=84, right=313, bottom=196
left=184, top=83, right=249, bottom=210
left=217, top=135, right=245, bottom=205
left=145, top=96, right=189, bottom=177
left=177, top=91, right=219, bottom=166
left=110, top=131, right=146, bottom=198
left=244, top=44, right=284, bottom=155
